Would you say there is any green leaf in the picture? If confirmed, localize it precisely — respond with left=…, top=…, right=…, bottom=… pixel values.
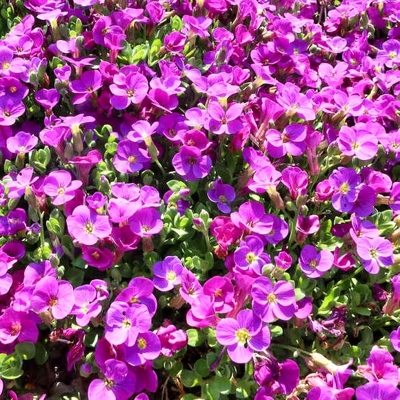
left=64, top=267, right=85, bottom=287
left=270, top=325, right=283, bottom=338
left=236, top=379, right=253, bottom=398
left=181, top=369, right=202, bottom=388
left=35, top=342, right=49, bottom=365
left=194, top=359, right=210, bottom=378
left=15, top=342, right=36, bottom=360
left=318, top=286, right=341, bottom=315
left=187, top=328, right=205, bottom=347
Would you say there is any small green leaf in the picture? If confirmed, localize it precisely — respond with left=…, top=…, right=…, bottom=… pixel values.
left=187, top=328, right=205, bottom=347
left=15, top=342, right=36, bottom=360
left=194, top=359, right=210, bottom=378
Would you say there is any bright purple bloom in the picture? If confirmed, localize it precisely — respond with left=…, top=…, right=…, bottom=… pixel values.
left=0, top=309, right=38, bottom=345
left=338, top=126, right=378, bottom=161
left=123, top=332, right=161, bottom=366
left=233, top=235, right=270, bottom=276
left=0, top=98, right=25, bottom=126
left=113, top=140, right=151, bottom=174
left=251, top=277, right=296, bottom=322
left=281, top=166, right=308, bottom=200
left=67, top=205, right=112, bottom=246
left=105, top=302, right=151, bottom=346
left=164, top=31, right=186, bottom=53
left=203, top=276, right=234, bottom=314
left=329, top=167, right=361, bottom=213
left=69, top=70, right=102, bottom=104
left=6, top=167, right=38, bottom=199
left=216, top=309, right=270, bottom=364
left=299, top=245, right=334, bottom=278
left=70, top=285, right=102, bottom=327
left=265, top=124, right=307, bottom=158
left=356, top=382, right=400, bottom=400
left=129, top=208, right=163, bottom=238
left=0, top=260, right=12, bottom=295
left=207, top=179, right=236, bottom=213
left=82, top=246, right=114, bottom=271
left=6, top=131, right=38, bottom=154
left=356, top=237, right=394, bottom=274
left=88, top=359, right=135, bottom=400
left=43, top=170, right=83, bottom=206
left=179, top=269, right=203, bottom=305
left=30, top=276, right=74, bottom=320
left=207, top=101, right=244, bottom=135
left=390, top=327, right=400, bottom=352
left=155, top=322, right=188, bottom=357
left=231, top=201, right=273, bottom=235
left=153, top=256, right=183, bottom=292
left=110, top=72, right=148, bottom=110
left=172, top=145, right=212, bottom=181
left=35, top=88, right=60, bottom=111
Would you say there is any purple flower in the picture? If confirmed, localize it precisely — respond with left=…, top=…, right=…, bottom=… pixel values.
left=6, top=131, right=38, bottom=154
left=153, top=256, right=183, bottom=292
left=70, top=285, right=102, bottom=327
left=251, top=277, right=296, bottom=322
left=203, top=276, right=234, bottom=314
left=390, top=327, right=400, bottom=352
left=355, top=382, right=400, bottom=400
left=113, top=140, right=151, bottom=174
left=207, top=178, right=236, bottom=213
left=105, top=302, right=151, bottom=346
left=207, top=101, right=244, bottom=135
left=179, top=269, right=203, bottom=305
left=110, top=72, right=148, bottom=110
left=155, top=322, right=188, bottom=357
left=0, top=309, right=38, bottom=344
left=88, top=359, right=135, bottom=400
left=266, top=124, right=306, bottom=158
left=43, top=170, right=83, bottom=206
left=216, top=309, right=270, bottom=364
left=230, top=201, right=273, bottom=235
left=69, top=70, right=102, bottom=105
left=233, top=235, right=270, bottom=276
left=123, top=332, right=161, bottom=366
left=356, top=237, right=394, bottom=274
left=329, top=167, right=361, bottom=213
left=0, top=97, right=25, bottom=126
left=129, top=208, right=163, bottom=238
left=172, top=145, right=212, bottom=181
left=299, top=245, right=334, bottom=278
left=35, top=88, right=60, bottom=111
left=281, top=166, right=308, bottom=200
left=338, top=126, right=378, bottom=161
left=30, top=276, right=74, bottom=320
left=6, top=167, right=38, bottom=199
left=67, top=205, right=112, bottom=246
left=164, top=32, right=186, bottom=53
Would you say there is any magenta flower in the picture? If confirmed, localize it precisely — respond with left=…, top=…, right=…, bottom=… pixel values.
left=43, top=170, right=83, bottom=206
left=0, top=98, right=25, bottom=126
left=172, top=145, right=212, bottom=181
left=129, top=208, right=163, bottom=238
left=123, top=332, right=161, bottom=366
left=216, top=309, right=270, bottom=364
left=356, top=237, right=394, bottom=274
left=251, top=277, right=296, bottom=322
left=390, top=327, right=400, bottom=352
left=110, top=72, right=148, bottom=110
left=207, top=178, right=236, bottom=213
left=299, top=245, right=334, bottom=278
left=155, top=323, right=188, bottom=357
left=207, top=101, right=244, bottom=135
left=153, top=256, right=183, bottom=292
left=230, top=201, right=273, bottom=235
left=105, top=302, right=151, bottom=346
left=35, top=88, right=60, bottom=111
left=69, top=70, right=102, bottom=105
left=203, top=276, right=234, bottom=314
left=6, top=167, right=38, bottom=199
left=164, top=31, right=186, bottom=53
left=30, top=276, right=74, bottom=320
left=179, top=269, right=203, bottom=305
left=356, top=382, right=400, bottom=400
left=88, top=359, right=135, bottom=400
left=265, top=124, right=306, bottom=158
left=0, top=309, right=39, bottom=344
left=113, top=140, right=151, bottom=174
left=70, top=285, right=102, bottom=327
left=338, top=126, right=378, bottom=161
left=67, top=205, right=112, bottom=246
left=329, top=167, right=361, bottom=213
left=281, top=166, right=308, bottom=200
left=6, top=131, right=38, bottom=154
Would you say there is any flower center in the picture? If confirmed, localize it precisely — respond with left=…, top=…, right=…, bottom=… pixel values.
left=166, top=271, right=176, bottom=281
left=309, top=259, right=318, bottom=268
left=127, top=89, right=135, bottom=97
left=246, top=252, right=257, bottom=263
left=129, top=296, right=139, bottom=304
left=369, top=249, right=378, bottom=259
left=57, top=187, right=65, bottom=195
left=389, top=51, right=397, bottom=59
left=128, top=155, right=136, bottom=163
left=85, top=222, right=94, bottom=234
left=214, top=288, right=223, bottom=297
left=339, top=182, right=349, bottom=195
left=2, top=62, right=10, bottom=70
left=188, top=157, right=197, bottom=165
left=10, top=323, right=21, bottom=336
left=138, top=338, right=147, bottom=350
left=104, top=378, right=115, bottom=388
left=235, top=328, right=250, bottom=345
left=218, top=195, right=227, bottom=203
left=9, top=86, right=17, bottom=93
left=351, top=142, right=360, bottom=151
left=267, top=293, right=277, bottom=303
left=123, top=318, right=132, bottom=329
left=49, top=297, right=58, bottom=307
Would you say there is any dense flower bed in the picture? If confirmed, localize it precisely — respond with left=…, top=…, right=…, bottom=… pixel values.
left=0, top=0, right=400, bottom=399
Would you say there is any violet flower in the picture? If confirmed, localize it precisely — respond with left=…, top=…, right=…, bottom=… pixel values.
left=88, top=359, right=135, bottom=400
left=6, top=131, right=38, bottom=154
left=129, top=208, right=163, bottom=238
left=66, top=205, right=112, bottom=246
left=355, top=381, right=400, bottom=400
left=265, top=123, right=306, bottom=158
left=153, top=256, right=183, bottom=292
left=390, top=326, right=400, bottom=352
left=70, top=285, right=102, bottom=327
left=123, top=332, right=161, bottom=366
left=207, top=178, right=236, bottom=213
left=43, top=170, right=83, bottom=206
left=0, top=309, right=39, bottom=344
left=216, top=309, right=270, bottom=364
left=356, top=237, right=394, bottom=274
left=172, top=145, right=212, bottom=181
left=299, top=245, right=334, bottom=278
left=113, top=140, right=151, bottom=174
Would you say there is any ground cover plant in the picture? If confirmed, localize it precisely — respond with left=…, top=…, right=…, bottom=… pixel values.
left=0, top=0, right=399, bottom=398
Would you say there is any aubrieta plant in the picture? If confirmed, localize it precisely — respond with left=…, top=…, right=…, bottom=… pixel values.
left=0, top=0, right=400, bottom=399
